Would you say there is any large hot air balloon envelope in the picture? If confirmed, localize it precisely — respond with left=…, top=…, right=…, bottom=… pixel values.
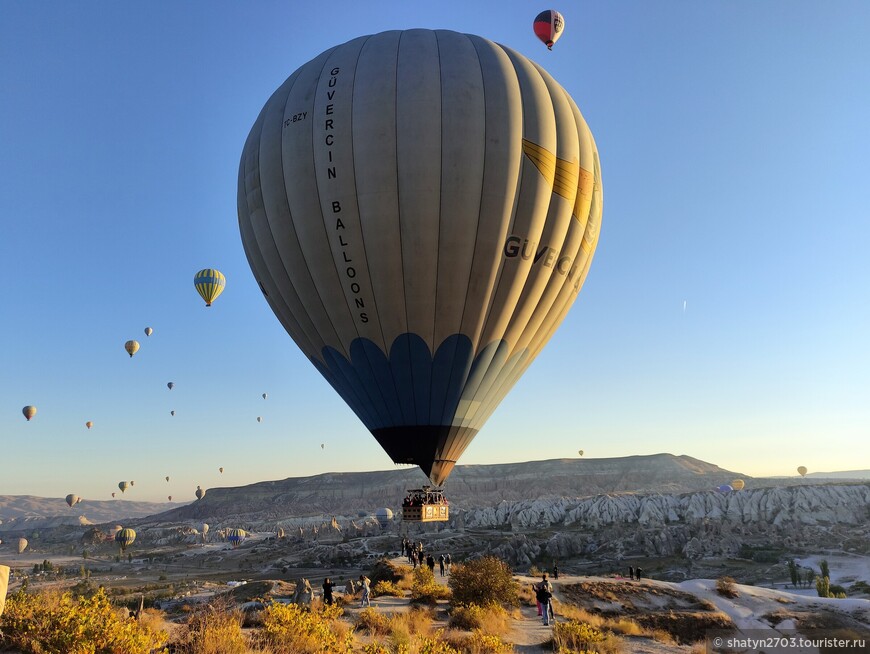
left=237, top=29, right=602, bottom=486
left=195, top=487, right=205, bottom=500
left=194, top=269, right=226, bottom=307
left=716, top=484, right=733, bottom=494
left=125, top=340, right=139, bottom=358
left=17, top=538, right=28, bottom=554
left=534, top=10, right=565, bottom=50
left=115, top=528, right=136, bottom=551
left=65, top=494, right=80, bottom=508
left=797, top=466, right=808, bottom=477
left=22, top=406, right=36, bottom=421
left=202, top=523, right=209, bottom=535
left=731, top=479, right=745, bottom=491
left=118, top=481, right=129, bottom=493
left=144, top=327, right=153, bottom=336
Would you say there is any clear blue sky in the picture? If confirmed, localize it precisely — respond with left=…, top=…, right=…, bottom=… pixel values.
left=2, top=1, right=868, bottom=503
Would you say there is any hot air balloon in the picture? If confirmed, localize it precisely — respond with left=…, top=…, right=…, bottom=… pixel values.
left=375, top=508, right=394, bottom=527
left=115, top=528, right=136, bottom=551
left=170, top=410, right=175, bottom=416
left=202, top=523, right=209, bottom=536
left=118, top=481, right=129, bottom=494
left=22, top=406, right=37, bottom=421
left=227, top=528, right=247, bottom=548
left=85, top=421, right=93, bottom=429
left=237, top=29, right=602, bottom=487
left=124, top=340, right=140, bottom=358
left=109, top=525, right=123, bottom=537
left=144, top=327, right=153, bottom=336
left=257, top=416, right=262, bottom=423
left=716, top=484, right=733, bottom=494
left=17, top=538, right=28, bottom=554
left=320, top=444, right=324, bottom=450
left=534, top=10, right=565, bottom=50
left=219, top=467, right=224, bottom=474
left=262, top=393, right=268, bottom=400
left=167, top=382, right=175, bottom=390
left=194, top=269, right=226, bottom=307
left=731, top=479, right=745, bottom=491
left=130, top=481, right=135, bottom=487
left=111, top=492, right=116, bottom=498
left=168, top=495, right=172, bottom=502
left=195, top=486, right=205, bottom=500
left=65, top=494, right=80, bottom=508
left=276, top=527, right=285, bottom=539
left=165, top=476, right=170, bottom=482
left=578, top=450, right=584, bottom=456
left=797, top=466, right=808, bottom=477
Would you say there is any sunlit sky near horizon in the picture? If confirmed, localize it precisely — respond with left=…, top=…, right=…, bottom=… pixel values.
left=1, top=1, right=868, bottom=504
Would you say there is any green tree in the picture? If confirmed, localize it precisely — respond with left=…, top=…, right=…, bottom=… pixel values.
left=448, top=556, right=519, bottom=607
left=787, top=560, right=798, bottom=587
left=816, top=575, right=831, bottom=598
left=820, top=559, right=830, bottom=580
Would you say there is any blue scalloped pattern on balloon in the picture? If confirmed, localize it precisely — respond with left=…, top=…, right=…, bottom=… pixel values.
left=310, top=334, right=528, bottom=431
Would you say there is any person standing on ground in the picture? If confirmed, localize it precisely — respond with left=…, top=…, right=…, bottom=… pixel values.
left=439, top=554, right=446, bottom=577
left=535, top=574, right=554, bottom=626
left=635, top=567, right=643, bottom=581
left=628, top=566, right=634, bottom=581
left=322, top=578, right=336, bottom=606
left=445, top=553, right=451, bottom=574
left=553, top=562, right=559, bottom=580
left=358, top=575, right=371, bottom=608
left=427, top=554, right=436, bottom=573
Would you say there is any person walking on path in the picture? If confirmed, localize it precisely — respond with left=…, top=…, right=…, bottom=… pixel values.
left=629, top=566, right=634, bottom=581
left=358, top=575, right=371, bottom=608
left=427, top=554, right=436, bottom=573
left=552, top=562, right=559, bottom=580
left=322, top=578, right=336, bottom=606
left=439, top=554, right=446, bottom=577
left=535, top=575, right=554, bottom=626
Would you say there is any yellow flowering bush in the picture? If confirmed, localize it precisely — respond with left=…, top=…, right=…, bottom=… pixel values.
left=259, top=601, right=353, bottom=653
left=0, top=587, right=167, bottom=654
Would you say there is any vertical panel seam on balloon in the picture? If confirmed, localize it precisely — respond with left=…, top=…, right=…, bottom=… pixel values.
left=350, top=34, right=405, bottom=427
left=434, top=31, right=487, bottom=431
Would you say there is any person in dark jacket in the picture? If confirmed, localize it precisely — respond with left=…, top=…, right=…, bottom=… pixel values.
left=322, top=578, right=336, bottom=605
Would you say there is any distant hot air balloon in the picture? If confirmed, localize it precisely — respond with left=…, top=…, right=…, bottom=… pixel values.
left=262, top=393, right=268, bottom=400
left=320, top=444, right=324, bottom=450
left=195, top=486, right=205, bottom=500
left=130, top=481, right=135, bottom=487
left=276, top=527, right=285, bottom=539
left=17, top=538, right=28, bottom=554
left=716, top=484, right=733, bottom=494
left=797, top=466, right=808, bottom=477
left=168, top=495, right=172, bottom=502
left=194, top=269, right=226, bottom=307
left=115, top=528, right=136, bottom=551
left=257, top=416, right=262, bottom=423
left=118, top=481, right=129, bottom=493
left=111, top=492, right=116, bottom=498
left=22, top=406, right=37, bottom=421
left=578, top=450, right=584, bottom=456
left=219, top=467, right=224, bottom=474
left=65, top=494, right=80, bottom=508
left=165, top=476, right=170, bottom=482
left=731, top=479, right=745, bottom=491
left=202, top=523, right=209, bottom=536
left=167, top=382, right=175, bottom=390
left=144, top=327, right=153, bottom=337
left=534, top=9, right=565, bottom=50
left=85, top=421, right=93, bottom=429
left=375, top=508, right=394, bottom=527
left=227, top=528, right=247, bottom=548
left=237, top=29, right=602, bottom=487
left=125, top=340, right=140, bottom=358
left=170, top=410, right=175, bottom=416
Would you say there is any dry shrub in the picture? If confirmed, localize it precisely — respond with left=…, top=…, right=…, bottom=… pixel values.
left=373, top=580, right=405, bottom=597
left=606, top=617, right=644, bottom=636
left=184, top=597, right=247, bottom=654
left=411, top=630, right=462, bottom=654
left=552, top=621, right=624, bottom=654
left=650, top=628, right=677, bottom=645
left=550, top=601, right=605, bottom=628
left=0, top=587, right=168, bottom=654
left=412, top=565, right=451, bottom=604
left=445, top=630, right=515, bottom=654
left=449, top=557, right=518, bottom=608
left=355, top=607, right=391, bottom=635
left=258, top=601, right=353, bottom=653
left=516, top=583, right=537, bottom=607
left=716, top=577, right=738, bottom=598
left=449, top=604, right=510, bottom=637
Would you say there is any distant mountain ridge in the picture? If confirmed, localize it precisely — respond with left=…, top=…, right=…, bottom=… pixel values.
left=805, top=469, right=870, bottom=479
left=0, top=495, right=176, bottom=526
left=145, top=453, right=748, bottom=523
